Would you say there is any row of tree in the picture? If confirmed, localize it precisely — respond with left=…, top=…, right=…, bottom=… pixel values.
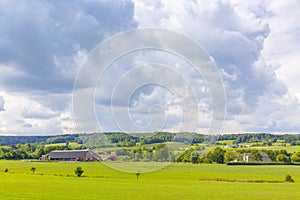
left=1, top=132, right=300, bottom=147
left=177, top=147, right=300, bottom=164
left=0, top=143, right=84, bottom=160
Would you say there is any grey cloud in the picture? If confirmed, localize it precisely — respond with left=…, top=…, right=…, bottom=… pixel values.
left=0, top=0, right=136, bottom=94
left=21, top=108, right=57, bottom=119
left=133, top=0, right=300, bottom=132
left=0, top=96, right=4, bottom=111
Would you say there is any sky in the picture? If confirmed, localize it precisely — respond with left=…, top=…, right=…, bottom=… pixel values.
left=0, top=0, right=300, bottom=135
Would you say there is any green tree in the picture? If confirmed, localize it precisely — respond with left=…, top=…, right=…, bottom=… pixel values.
left=276, top=154, right=290, bottom=162
left=191, top=151, right=200, bottom=164
left=250, top=150, right=262, bottom=161
left=291, top=152, right=300, bottom=162
left=208, top=147, right=226, bottom=164
left=135, top=172, right=140, bottom=179
left=31, top=167, right=36, bottom=174
left=74, top=166, right=84, bottom=177
left=153, top=146, right=171, bottom=162
left=285, top=174, right=294, bottom=182
left=177, top=149, right=193, bottom=163
left=224, top=151, right=242, bottom=163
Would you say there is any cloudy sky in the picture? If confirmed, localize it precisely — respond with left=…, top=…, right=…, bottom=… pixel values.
left=0, top=0, right=300, bottom=135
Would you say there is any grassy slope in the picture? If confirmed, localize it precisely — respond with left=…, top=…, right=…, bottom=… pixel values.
left=0, top=161, right=299, bottom=200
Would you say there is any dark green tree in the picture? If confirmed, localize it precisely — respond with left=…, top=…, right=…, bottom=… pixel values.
left=191, top=151, right=200, bottom=164
left=250, top=150, right=262, bottom=161
left=285, top=174, right=294, bottom=182
left=74, top=166, right=84, bottom=177
left=31, top=167, right=36, bottom=174
left=211, top=147, right=226, bottom=164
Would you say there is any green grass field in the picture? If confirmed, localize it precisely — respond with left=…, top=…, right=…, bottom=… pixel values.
left=0, top=160, right=299, bottom=200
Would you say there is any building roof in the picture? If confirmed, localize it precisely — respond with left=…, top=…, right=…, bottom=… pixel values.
left=48, top=150, right=90, bottom=159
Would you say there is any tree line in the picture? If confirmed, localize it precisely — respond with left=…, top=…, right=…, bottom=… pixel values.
left=1, top=132, right=300, bottom=147
left=0, top=143, right=84, bottom=160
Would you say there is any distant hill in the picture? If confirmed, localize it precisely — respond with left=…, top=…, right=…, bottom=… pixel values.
left=0, top=132, right=299, bottom=147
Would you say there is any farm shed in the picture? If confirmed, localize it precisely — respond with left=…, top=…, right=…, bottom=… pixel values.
left=99, top=153, right=117, bottom=161
left=42, top=150, right=101, bottom=161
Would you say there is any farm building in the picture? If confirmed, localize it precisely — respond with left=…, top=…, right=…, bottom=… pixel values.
left=42, top=150, right=101, bottom=161
left=99, top=153, right=117, bottom=161
left=243, top=152, right=271, bottom=162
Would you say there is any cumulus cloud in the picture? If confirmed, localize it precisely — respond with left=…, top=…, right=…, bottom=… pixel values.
left=0, top=0, right=136, bottom=135
left=0, top=0, right=299, bottom=135
left=132, top=0, right=300, bottom=133
left=0, top=0, right=136, bottom=94
left=0, top=96, right=5, bottom=111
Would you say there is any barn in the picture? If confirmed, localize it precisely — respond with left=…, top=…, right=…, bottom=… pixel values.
left=42, top=150, right=101, bottom=161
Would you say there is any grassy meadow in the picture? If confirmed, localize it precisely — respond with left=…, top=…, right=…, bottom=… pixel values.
left=0, top=160, right=299, bottom=200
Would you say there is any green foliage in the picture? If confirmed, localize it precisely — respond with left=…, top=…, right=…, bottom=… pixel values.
left=285, top=174, right=294, bottom=182
left=46, top=135, right=78, bottom=144
left=224, top=151, right=242, bottom=163
left=276, top=154, right=290, bottom=163
left=31, top=167, right=36, bottom=174
left=191, top=151, right=200, bottom=164
left=135, top=172, right=140, bottom=179
left=291, top=152, right=300, bottom=162
left=250, top=150, right=262, bottom=161
left=152, top=146, right=174, bottom=162
left=4, top=168, right=8, bottom=172
left=177, top=148, right=193, bottom=163
left=209, top=147, right=226, bottom=164
left=142, top=132, right=174, bottom=144
left=74, top=166, right=84, bottom=177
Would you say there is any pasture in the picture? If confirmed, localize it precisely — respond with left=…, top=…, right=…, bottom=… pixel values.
left=0, top=160, right=299, bottom=199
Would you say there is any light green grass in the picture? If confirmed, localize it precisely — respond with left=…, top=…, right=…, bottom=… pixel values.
left=0, top=161, right=299, bottom=200
left=246, top=145, right=300, bottom=153
left=217, top=140, right=235, bottom=145
left=44, top=142, right=81, bottom=148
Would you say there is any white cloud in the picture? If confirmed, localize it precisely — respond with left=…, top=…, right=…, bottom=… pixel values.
left=0, top=0, right=299, bottom=135
left=132, top=0, right=300, bottom=133
left=0, top=96, right=4, bottom=111
left=0, top=0, right=136, bottom=135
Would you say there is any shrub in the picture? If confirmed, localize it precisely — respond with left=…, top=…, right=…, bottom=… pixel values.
left=31, top=167, right=36, bottom=174
left=276, top=154, right=290, bottom=163
left=4, top=168, right=8, bottom=173
left=74, top=166, right=84, bottom=177
left=285, top=174, right=294, bottom=182
left=291, top=152, right=300, bottom=162
left=135, top=172, right=140, bottom=179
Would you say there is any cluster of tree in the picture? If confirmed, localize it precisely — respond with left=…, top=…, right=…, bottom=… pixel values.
left=104, top=132, right=139, bottom=146
left=0, top=134, right=79, bottom=146
left=0, top=136, right=51, bottom=146
left=141, top=132, right=174, bottom=144
left=218, top=133, right=300, bottom=144
left=115, top=143, right=176, bottom=162
left=45, top=135, right=79, bottom=144
left=176, top=146, right=300, bottom=164
left=1, top=132, right=300, bottom=150
left=0, top=143, right=85, bottom=160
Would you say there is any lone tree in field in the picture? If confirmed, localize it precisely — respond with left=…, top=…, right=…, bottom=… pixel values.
left=31, top=167, right=36, bottom=174
left=135, top=172, right=140, bottom=179
left=285, top=174, right=294, bottom=182
left=74, top=166, right=84, bottom=177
